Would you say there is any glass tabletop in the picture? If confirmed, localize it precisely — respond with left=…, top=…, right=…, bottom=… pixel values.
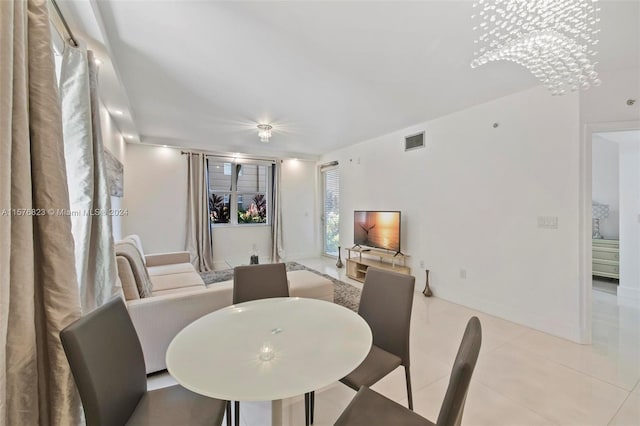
left=166, top=297, right=372, bottom=401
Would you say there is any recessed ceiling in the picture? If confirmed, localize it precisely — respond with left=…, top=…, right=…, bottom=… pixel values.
left=74, top=1, right=640, bottom=157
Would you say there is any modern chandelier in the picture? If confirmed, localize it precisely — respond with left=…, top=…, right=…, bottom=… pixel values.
left=471, top=0, right=602, bottom=96
left=257, top=124, right=273, bottom=143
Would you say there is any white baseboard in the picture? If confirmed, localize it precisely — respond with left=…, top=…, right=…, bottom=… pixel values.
left=282, top=252, right=321, bottom=262
left=434, top=286, right=583, bottom=343
left=212, top=260, right=231, bottom=270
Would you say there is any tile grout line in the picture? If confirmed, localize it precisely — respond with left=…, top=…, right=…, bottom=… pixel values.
left=475, top=341, right=632, bottom=425
left=509, top=346, right=636, bottom=393
left=406, top=371, right=450, bottom=398
left=503, top=328, right=639, bottom=393
left=478, top=379, right=561, bottom=426
left=480, top=328, right=530, bottom=356
left=606, top=390, right=634, bottom=426
left=551, top=362, right=636, bottom=393
left=471, top=372, right=562, bottom=425
left=472, top=336, right=561, bottom=425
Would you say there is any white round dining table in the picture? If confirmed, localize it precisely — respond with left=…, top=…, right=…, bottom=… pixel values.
left=166, top=297, right=372, bottom=425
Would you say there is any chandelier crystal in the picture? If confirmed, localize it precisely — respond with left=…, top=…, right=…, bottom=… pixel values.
left=471, top=0, right=601, bottom=96
left=257, top=124, right=273, bottom=143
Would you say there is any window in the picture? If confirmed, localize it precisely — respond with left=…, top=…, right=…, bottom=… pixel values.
left=208, top=160, right=232, bottom=223
left=321, top=165, right=339, bottom=256
left=208, top=159, right=270, bottom=225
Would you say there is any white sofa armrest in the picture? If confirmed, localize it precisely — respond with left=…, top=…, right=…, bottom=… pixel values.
left=127, top=282, right=233, bottom=373
left=145, top=251, right=191, bottom=267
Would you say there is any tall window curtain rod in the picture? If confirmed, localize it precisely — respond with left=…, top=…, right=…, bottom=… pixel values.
left=320, top=160, right=339, bottom=170
left=49, top=0, right=78, bottom=47
left=180, top=150, right=276, bottom=164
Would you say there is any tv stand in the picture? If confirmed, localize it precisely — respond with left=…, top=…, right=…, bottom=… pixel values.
left=345, top=247, right=410, bottom=283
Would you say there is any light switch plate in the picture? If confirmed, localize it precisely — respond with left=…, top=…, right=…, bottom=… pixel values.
left=538, top=216, right=558, bottom=229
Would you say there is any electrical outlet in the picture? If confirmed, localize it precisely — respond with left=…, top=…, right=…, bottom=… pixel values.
left=460, top=269, right=467, bottom=279
left=419, top=260, right=425, bottom=269
left=537, top=216, right=558, bottom=229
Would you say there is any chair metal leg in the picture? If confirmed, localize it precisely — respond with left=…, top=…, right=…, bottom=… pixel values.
left=226, top=401, right=232, bottom=426
left=304, top=393, right=310, bottom=426
left=310, top=391, right=315, bottom=424
left=405, top=366, right=414, bottom=410
left=234, top=401, right=240, bottom=426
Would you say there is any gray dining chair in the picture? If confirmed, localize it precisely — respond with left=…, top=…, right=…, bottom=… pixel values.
left=232, top=262, right=290, bottom=426
left=307, top=267, right=415, bottom=424
left=233, top=262, right=289, bottom=304
left=60, top=297, right=230, bottom=426
left=334, top=316, right=482, bottom=426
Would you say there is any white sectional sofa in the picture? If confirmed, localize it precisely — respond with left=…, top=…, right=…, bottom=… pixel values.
left=115, top=235, right=334, bottom=373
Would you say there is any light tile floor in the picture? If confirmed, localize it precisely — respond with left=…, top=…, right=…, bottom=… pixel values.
left=148, top=257, right=640, bottom=426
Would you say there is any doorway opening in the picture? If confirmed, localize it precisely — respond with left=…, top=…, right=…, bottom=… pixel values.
left=591, top=129, right=640, bottom=298
left=581, top=123, right=640, bottom=344
left=591, top=132, right=621, bottom=295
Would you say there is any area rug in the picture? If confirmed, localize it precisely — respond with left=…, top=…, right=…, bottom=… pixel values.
left=200, top=262, right=361, bottom=311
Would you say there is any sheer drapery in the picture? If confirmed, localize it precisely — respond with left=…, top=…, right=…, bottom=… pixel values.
left=0, top=0, right=82, bottom=424
left=186, top=153, right=214, bottom=271
left=271, top=161, right=284, bottom=262
left=60, top=45, right=120, bottom=313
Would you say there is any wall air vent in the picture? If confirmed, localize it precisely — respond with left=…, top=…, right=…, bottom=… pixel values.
left=404, top=132, right=425, bottom=151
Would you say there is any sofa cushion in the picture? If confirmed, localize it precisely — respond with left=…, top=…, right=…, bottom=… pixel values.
left=145, top=252, right=191, bottom=267
left=209, top=271, right=333, bottom=303
left=127, top=283, right=234, bottom=373
left=150, top=271, right=205, bottom=293
left=148, top=263, right=197, bottom=277
left=115, top=241, right=153, bottom=298
left=287, top=270, right=334, bottom=302
left=152, top=285, right=207, bottom=297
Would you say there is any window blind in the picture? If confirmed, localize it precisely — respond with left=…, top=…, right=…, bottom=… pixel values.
left=323, top=167, right=340, bottom=255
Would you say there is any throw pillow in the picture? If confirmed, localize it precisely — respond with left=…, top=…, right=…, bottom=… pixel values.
left=115, top=241, right=154, bottom=298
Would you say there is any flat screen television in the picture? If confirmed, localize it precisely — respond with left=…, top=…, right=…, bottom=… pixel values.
left=353, top=211, right=401, bottom=253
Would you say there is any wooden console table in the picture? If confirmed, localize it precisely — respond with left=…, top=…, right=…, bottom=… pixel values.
left=345, top=247, right=410, bottom=283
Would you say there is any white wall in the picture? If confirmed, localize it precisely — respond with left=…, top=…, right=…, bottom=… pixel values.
left=592, top=135, right=620, bottom=239
left=211, top=226, right=272, bottom=269
left=618, top=140, right=640, bottom=304
left=579, top=68, right=640, bottom=125
left=99, top=101, right=126, bottom=240
left=123, top=144, right=188, bottom=253
left=322, top=86, right=583, bottom=341
left=122, top=144, right=317, bottom=267
left=281, top=159, right=319, bottom=260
